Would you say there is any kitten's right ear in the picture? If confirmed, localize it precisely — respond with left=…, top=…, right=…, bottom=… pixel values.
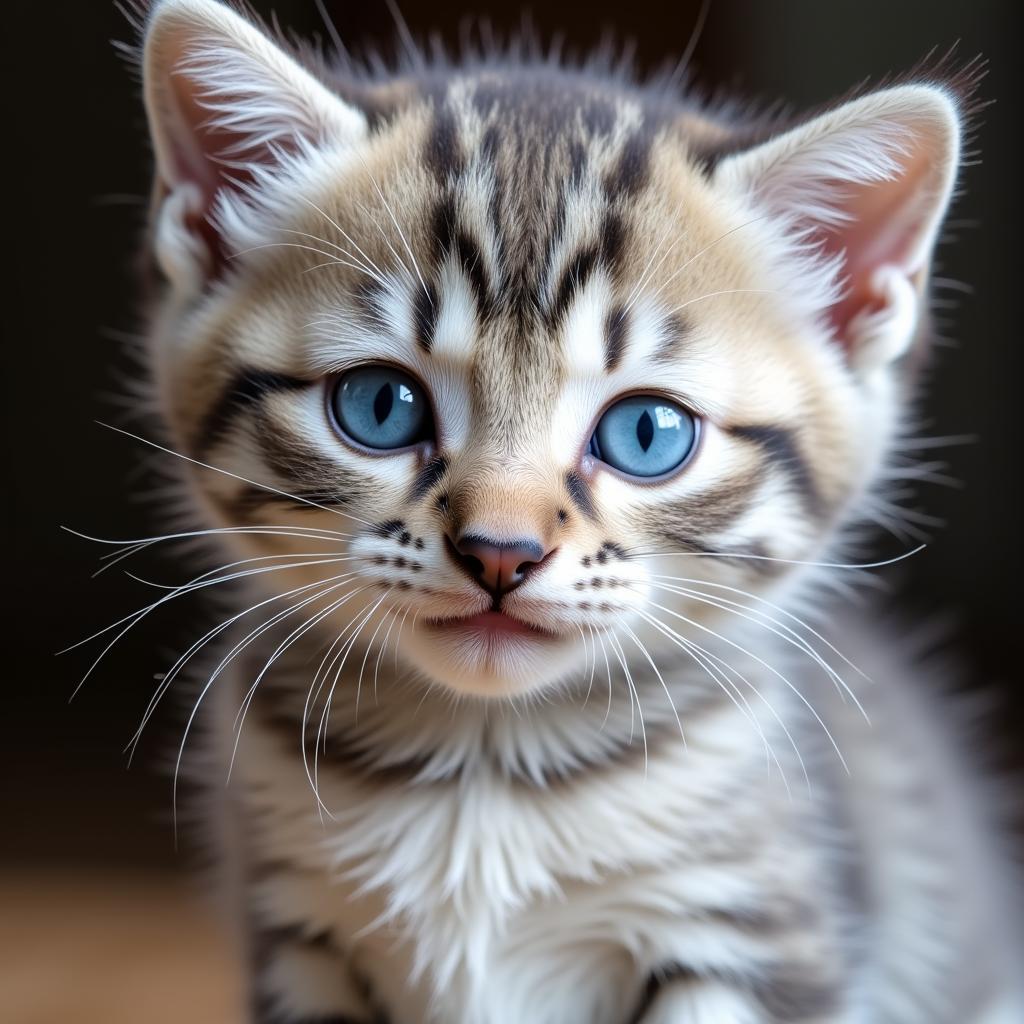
left=142, top=0, right=367, bottom=288
left=712, top=85, right=961, bottom=374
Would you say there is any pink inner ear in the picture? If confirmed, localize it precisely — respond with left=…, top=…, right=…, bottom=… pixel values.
left=814, top=147, right=936, bottom=349
left=163, top=74, right=262, bottom=276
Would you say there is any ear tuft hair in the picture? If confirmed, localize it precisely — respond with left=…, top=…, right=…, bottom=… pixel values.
left=714, top=82, right=964, bottom=372
left=141, top=0, right=367, bottom=284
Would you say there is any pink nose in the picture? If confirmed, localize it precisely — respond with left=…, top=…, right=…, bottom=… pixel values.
left=448, top=534, right=549, bottom=596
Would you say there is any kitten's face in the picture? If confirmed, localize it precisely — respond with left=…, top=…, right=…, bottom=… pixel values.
left=142, top=0, right=961, bottom=699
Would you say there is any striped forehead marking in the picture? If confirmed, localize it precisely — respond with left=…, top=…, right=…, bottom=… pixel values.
left=409, top=83, right=657, bottom=356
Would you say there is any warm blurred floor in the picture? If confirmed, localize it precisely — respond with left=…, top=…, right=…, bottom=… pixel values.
left=1, top=873, right=244, bottom=1024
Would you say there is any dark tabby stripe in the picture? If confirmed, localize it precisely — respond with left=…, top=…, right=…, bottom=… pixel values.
left=547, top=244, right=599, bottom=329
left=727, top=424, right=824, bottom=517
left=653, top=313, right=693, bottom=363
left=453, top=229, right=492, bottom=320
left=604, top=305, right=629, bottom=371
left=564, top=469, right=598, bottom=521
left=252, top=413, right=367, bottom=509
left=196, top=370, right=310, bottom=457
left=425, top=104, right=464, bottom=185
left=409, top=454, right=448, bottom=502
left=430, top=194, right=458, bottom=269
left=598, top=210, right=627, bottom=277
left=254, top=680, right=730, bottom=790
left=629, top=961, right=839, bottom=1024
left=655, top=472, right=763, bottom=548
left=750, top=965, right=842, bottom=1021
left=224, top=485, right=353, bottom=518
left=426, top=199, right=493, bottom=328
left=603, top=127, right=653, bottom=199
left=256, top=415, right=342, bottom=484
left=413, top=279, right=438, bottom=353
left=252, top=992, right=370, bottom=1024
left=249, top=925, right=366, bottom=1024
left=627, top=965, right=700, bottom=1024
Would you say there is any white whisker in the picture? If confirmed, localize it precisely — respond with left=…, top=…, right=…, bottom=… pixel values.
left=96, top=421, right=375, bottom=527
left=650, top=598, right=844, bottom=779
left=358, top=156, right=432, bottom=305
left=629, top=543, right=926, bottom=571
left=64, top=553, right=357, bottom=697
left=635, top=609, right=799, bottom=796
left=606, top=631, right=647, bottom=775
left=128, top=570, right=361, bottom=761
left=311, top=594, right=389, bottom=811
left=228, top=584, right=373, bottom=782
left=230, top=240, right=387, bottom=287
left=170, top=574, right=362, bottom=836
left=619, top=619, right=685, bottom=749
left=299, top=196, right=390, bottom=283
left=649, top=579, right=869, bottom=720
left=372, top=606, right=402, bottom=703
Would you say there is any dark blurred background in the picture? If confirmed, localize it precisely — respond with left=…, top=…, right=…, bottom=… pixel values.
left=4, top=1, right=1021, bottom=1019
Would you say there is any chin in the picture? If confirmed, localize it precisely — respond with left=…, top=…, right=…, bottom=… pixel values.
left=402, top=618, right=582, bottom=699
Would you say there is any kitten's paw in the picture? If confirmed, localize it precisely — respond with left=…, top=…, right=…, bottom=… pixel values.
left=254, top=941, right=378, bottom=1024
left=639, top=979, right=762, bottom=1024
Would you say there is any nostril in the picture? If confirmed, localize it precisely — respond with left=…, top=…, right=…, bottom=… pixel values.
left=446, top=534, right=551, bottom=596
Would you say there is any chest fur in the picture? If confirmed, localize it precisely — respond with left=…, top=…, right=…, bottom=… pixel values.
left=231, top=694, right=809, bottom=1024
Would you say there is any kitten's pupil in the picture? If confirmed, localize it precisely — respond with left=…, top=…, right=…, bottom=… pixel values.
left=373, top=384, right=394, bottom=425
left=636, top=410, right=654, bottom=452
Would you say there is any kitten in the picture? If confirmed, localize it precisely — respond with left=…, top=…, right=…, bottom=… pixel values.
left=116, top=0, right=1022, bottom=1021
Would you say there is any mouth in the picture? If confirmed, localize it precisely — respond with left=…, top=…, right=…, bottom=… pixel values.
left=424, top=609, right=560, bottom=641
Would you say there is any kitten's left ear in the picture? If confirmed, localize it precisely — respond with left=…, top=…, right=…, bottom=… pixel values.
left=714, top=85, right=961, bottom=372
left=142, top=0, right=367, bottom=286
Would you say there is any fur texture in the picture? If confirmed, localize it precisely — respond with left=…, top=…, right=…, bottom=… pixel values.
left=108, top=1, right=1023, bottom=1021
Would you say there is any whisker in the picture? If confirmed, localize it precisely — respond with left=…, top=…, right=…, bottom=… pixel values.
left=280, top=228, right=388, bottom=287
left=63, top=554, right=356, bottom=699
left=621, top=214, right=767, bottom=317
left=230, top=240, right=386, bottom=287
left=357, top=601, right=398, bottom=708
left=635, top=610, right=769, bottom=742
left=64, top=523, right=354, bottom=577
left=357, top=156, right=433, bottom=306
left=63, top=553, right=356, bottom=657
left=597, top=628, right=614, bottom=730
left=606, top=631, right=647, bottom=775
left=298, top=196, right=390, bottom=283
left=125, top=549, right=351, bottom=590
left=96, top=421, right=375, bottom=527
left=311, top=594, right=389, bottom=810
left=128, top=571, right=361, bottom=761
left=169, top=575, right=361, bottom=837
left=66, top=523, right=354, bottom=549
left=619, top=619, right=685, bottom=749
left=332, top=594, right=389, bottom=733
left=372, top=606, right=402, bottom=703
left=665, top=288, right=777, bottom=317
left=228, top=584, right=373, bottom=782
left=636, top=609, right=800, bottom=795
left=578, top=623, right=597, bottom=709
left=301, top=589, right=380, bottom=815
left=650, top=598, right=843, bottom=779
left=628, top=543, right=926, bottom=571
left=648, top=572, right=867, bottom=683
left=394, top=605, right=414, bottom=674
left=649, top=580, right=869, bottom=720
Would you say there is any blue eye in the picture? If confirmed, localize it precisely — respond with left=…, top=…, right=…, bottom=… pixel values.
left=331, top=365, right=432, bottom=450
left=591, top=396, right=697, bottom=478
